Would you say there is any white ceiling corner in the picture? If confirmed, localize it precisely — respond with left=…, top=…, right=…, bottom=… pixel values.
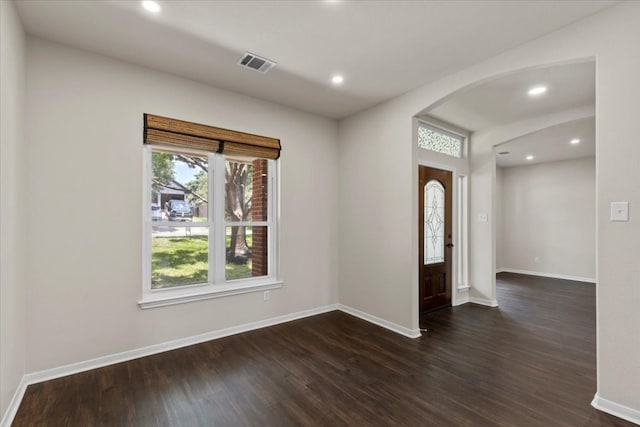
left=14, top=0, right=616, bottom=119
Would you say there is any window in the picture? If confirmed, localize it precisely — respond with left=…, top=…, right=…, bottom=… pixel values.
left=418, top=122, right=463, bottom=158
left=140, top=114, right=281, bottom=308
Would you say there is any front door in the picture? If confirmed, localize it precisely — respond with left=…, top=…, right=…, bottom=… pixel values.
left=419, top=166, right=453, bottom=312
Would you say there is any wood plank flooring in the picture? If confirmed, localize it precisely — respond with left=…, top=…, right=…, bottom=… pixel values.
left=14, top=273, right=634, bottom=426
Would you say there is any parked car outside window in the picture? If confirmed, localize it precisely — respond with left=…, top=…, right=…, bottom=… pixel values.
left=165, top=199, right=193, bottom=221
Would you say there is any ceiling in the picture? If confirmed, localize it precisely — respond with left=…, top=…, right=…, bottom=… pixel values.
left=428, top=61, right=596, bottom=132
left=423, top=61, right=595, bottom=167
left=496, top=117, right=595, bottom=167
left=14, top=0, right=615, bottom=119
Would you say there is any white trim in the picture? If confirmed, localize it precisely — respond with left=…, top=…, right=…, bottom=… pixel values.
left=0, top=377, right=27, bottom=427
left=497, top=268, right=596, bottom=283
left=142, top=150, right=280, bottom=305
left=457, top=284, right=471, bottom=291
left=142, top=146, right=152, bottom=302
left=222, top=221, right=269, bottom=227
left=2, top=303, right=426, bottom=423
left=267, top=159, right=278, bottom=282
left=138, top=280, right=284, bottom=309
left=454, top=293, right=470, bottom=306
left=457, top=174, right=470, bottom=292
left=23, top=304, right=339, bottom=386
left=150, top=220, right=210, bottom=227
left=16, top=303, right=425, bottom=387
left=338, top=304, right=421, bottom=339
left=470, top=297, right=499, bottom=307
left=417, top=159, right=457, bottom=173
left=591, top=393, right=640, bottom=425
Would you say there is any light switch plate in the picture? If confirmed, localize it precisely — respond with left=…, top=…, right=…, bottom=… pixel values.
left=478, top=213, right=488, bottom=223
left=610, top=202, right=629, bottom=221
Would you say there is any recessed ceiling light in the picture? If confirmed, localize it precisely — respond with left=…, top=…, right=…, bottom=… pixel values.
left=528, top=86, right=547, bottom=96
left=570, top=138, right=581, bottom=144
left=526, top=155, right=534, bottom=161
left=331, top=75, right=344, bottom=85
left=142, top=0, right=161, bottom=13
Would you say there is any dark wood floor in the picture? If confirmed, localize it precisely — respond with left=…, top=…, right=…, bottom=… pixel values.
left=14, top=273, right=633, bottom=426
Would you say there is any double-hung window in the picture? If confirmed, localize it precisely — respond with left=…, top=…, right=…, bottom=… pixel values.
left=140, top=114, right=281, bottom=308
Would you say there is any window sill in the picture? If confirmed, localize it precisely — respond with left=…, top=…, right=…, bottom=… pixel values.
left=138, top=280, right=284, bottom=309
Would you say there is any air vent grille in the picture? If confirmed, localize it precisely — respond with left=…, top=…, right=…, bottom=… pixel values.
left=238, top=52, right=276, bottom=74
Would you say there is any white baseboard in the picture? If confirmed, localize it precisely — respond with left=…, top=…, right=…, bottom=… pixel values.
left=454, top=293, right=470, bottom=306
left=23, top=304, right=338, bottom=386
left=592, top=393, right=640, bottom=425
left=497, top=268, right=595, bottom=283
left=470, top=297, right=499, bottom=307
left=338, top=304, right=421, bottom=338
left=1, top=376, right=27, bottom=427
left=4, top=302, right=424, bottom=424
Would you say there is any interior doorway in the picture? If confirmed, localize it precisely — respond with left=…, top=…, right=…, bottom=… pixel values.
left=418, top=165, right=453, bottom=312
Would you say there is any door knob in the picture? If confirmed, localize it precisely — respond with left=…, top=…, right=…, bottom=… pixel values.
left=446, top=243, right=455, bottom=248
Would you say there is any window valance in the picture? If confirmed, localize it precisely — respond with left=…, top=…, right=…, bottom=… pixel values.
left=143, top=114, right=281, bottom=159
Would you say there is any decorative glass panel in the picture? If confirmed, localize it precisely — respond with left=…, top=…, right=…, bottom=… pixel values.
left=424, top=180, right=445, bottom=265
left=418, top=124, right=462, bottom=158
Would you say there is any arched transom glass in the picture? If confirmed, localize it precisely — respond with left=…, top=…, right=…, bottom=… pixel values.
left=424, top=179, right=445, bottom=265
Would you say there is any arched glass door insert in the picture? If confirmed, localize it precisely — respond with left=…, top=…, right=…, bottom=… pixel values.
left=424, top=179, right=445, bottom=265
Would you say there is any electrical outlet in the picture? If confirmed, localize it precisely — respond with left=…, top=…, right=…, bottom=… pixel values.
left=263, top=290, right=270, bottom=302
left=534, top=257, right=540, bottom=264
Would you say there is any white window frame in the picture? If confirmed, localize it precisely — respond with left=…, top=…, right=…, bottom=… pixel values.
left=139, top=146, right=282, bottom=309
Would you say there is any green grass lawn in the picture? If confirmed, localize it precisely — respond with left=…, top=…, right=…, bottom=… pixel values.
left=152, top=235, right=252, bottom=288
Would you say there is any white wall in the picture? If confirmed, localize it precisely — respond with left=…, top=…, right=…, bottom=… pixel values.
left=6, top=1, right=640, bottom=421
left=499, top=157, right=595, bottom=280
left=0, top=0, right=27, bottom=417
left=471, top=106, right=596, bottom=301
left=338, top=1, right=640, bottom=415
left=23, top=38, right=339, bottom=373
left=338, top=104, right=413, bottom=328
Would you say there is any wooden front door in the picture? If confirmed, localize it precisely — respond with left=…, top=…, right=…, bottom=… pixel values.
left=419, top=166, right=453, bottom=312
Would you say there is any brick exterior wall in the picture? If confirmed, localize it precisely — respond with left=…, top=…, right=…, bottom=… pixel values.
left=251, top=159, right=268, bottom=276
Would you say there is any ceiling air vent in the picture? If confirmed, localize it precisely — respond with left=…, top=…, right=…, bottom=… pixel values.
left=238, top=52, right=276, bottom=74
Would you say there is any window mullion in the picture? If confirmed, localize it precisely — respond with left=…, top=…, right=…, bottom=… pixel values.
left=225, top=221, right=269, bottom=227
left=212, top=154, right=226, bottom=284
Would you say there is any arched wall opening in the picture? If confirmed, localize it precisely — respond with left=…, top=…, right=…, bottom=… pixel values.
left=412, top=58, right=596, bottom=320
left=339, top=4, right=639, bottom=418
